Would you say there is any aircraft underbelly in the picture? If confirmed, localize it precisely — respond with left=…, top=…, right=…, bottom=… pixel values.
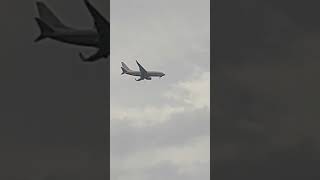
left=53, top=34, right=99, bottom=47
left=128, top=72, right=141, bottom=76
left=148, top=72, right=161, bottom=77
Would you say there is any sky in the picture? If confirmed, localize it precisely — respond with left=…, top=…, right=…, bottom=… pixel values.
left=0, top=0, right=109, bottom=179
left=110, top=0, right=210, bottom=179
left=214, top=0, right=320, bottom=179
left=0, top=0, right=209, bottom=179
left=6, top=0, right=320, bottom=179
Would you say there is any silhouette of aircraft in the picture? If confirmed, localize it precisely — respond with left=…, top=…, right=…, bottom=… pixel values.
left=121, top=61, right=165, bottom=81
left=34, top=0, right=109, bottom=62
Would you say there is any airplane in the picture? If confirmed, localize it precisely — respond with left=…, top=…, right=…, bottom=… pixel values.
left=121, top=61, right=165, bottom=81
left=34, top=0, right=109, bottom=62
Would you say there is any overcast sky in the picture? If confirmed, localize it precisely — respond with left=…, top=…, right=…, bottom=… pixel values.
left=110, top=0, right=210, bottom=179
left=214, top=0, right=320, bottom=179
left=0, top=0, right=208, bottom=179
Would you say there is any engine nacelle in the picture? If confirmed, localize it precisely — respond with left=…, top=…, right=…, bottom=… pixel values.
left=146, top=77, right=152, bottom=80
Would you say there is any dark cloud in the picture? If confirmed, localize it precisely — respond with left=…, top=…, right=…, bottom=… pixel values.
left=214, top=0, right=320, bottom=178
left=0, top=0, right=109, bottom=179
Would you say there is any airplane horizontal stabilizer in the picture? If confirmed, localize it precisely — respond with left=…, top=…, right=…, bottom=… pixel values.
left=34, top=18, right=54, bottom=42
left=121, top=67, right=127, bottom=75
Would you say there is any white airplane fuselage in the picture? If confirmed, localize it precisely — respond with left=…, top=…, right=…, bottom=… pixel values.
left=125, top=70, right=165, bottom=77
left=121, top=61, right=165, bottom=81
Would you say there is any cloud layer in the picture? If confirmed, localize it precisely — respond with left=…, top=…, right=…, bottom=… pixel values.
left=214, top=0, right=320, bottom=179
left=110, top=0, right=210, bottom=179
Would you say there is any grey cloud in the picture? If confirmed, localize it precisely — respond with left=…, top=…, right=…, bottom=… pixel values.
left=112, top=159, right=209, bottom=180
left=110, top=0, right=210, bottom=179
left=111, top=107, right=209, bottom=156
left=146, top=162, right=209, bottom=180
left=214, top=0, right=320, bottom=179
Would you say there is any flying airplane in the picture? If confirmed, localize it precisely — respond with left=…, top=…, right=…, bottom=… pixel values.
left=121, top=61, right=165, bottom=81
left=34, top=0, right=109, bottom=62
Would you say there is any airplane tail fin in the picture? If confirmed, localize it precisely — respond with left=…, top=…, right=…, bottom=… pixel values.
left=121, top=62, right=131, bottom=71
left=36, top=1, right=69, bottom=29
left=34, top=18, right=54, bottom=42
left=121, top=62, right=131, bottom=75
left=121, top=67, right=127, bottom=75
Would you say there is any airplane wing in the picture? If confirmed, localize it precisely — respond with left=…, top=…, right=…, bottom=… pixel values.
left=84, top=0, right=109, bottom=36
left=79, top=49, right=109, bottom=62
left=136, top=60, right=148, bottom=78
left=135, top=77, right=144, bottom=81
